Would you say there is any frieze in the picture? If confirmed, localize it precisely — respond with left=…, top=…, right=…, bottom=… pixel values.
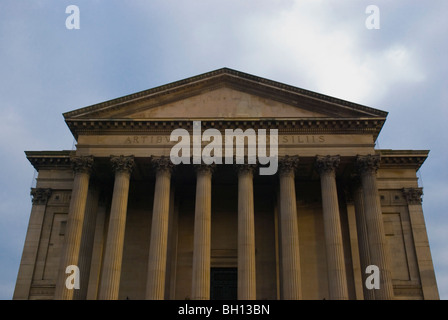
left=47, top=191, right=72, bottom=205
left=89, top=134, right=359, bottom=146
left=122, top=134, right=326, bottom=145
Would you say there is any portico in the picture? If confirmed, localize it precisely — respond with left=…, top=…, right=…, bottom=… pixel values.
left=14, top=68, right=439, bottom=300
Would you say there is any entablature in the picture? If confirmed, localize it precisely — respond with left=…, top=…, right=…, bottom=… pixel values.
left=26, top=150, right=74, bottom=171
left=65, top=118, right=386, bottom=141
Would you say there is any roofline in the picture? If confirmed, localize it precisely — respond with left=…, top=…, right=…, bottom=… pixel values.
left=63, top=67, right=389, bottom=120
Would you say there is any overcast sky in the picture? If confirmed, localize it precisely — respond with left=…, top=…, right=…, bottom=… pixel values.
left=0, top=1, right=447, bottom=300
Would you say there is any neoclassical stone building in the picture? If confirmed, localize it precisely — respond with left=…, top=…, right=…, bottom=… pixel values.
left=14, top=68, right=439, bottom=300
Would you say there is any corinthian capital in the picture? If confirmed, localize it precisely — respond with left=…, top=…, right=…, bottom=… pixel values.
left=151, top=156, right=174, bottom=174
left=315, top=155, right=340, bottom=175
left=195, top=163, right=216, bottom=175
left=110, top=155, right=135, bottom=174
left=402, top=187, right=423, bottom=205
left=355, top=154, right=381, bottom=175
left=70, top=155, right=94, bottom=174
left=278, top=155, right=299, bottom=176
left=235, top=163, right=257, bottom=177
left=30, top=188, right=52, bottom=205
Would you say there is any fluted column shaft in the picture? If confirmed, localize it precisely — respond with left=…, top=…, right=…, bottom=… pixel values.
left=146, top=157, right=173, bottom=300
left=74, top=186, right=99, bottom=300
left=191, top=165, right=213, bottom=300
left=352, top=179, right=375, bottom=300
left=278, top=156, right=301, bottom=300
left=356, top=154, right=394, bottom=300
left=54, top=156, right=93, bottom=300
left=237, top=165, right=256, bottom=300
left=316, top=155, right=348, bottom=300
left=98, top=155, right=134, bottom=300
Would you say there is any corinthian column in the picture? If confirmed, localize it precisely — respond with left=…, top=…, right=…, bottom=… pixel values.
left=315, top=155, right=348, bottom=300
left=356, top=154, right=394, bottom=300
left=236, top=164, right=257, bottom=300
left=74, top=184, right=99, bottom=300
left=191, top=164, right=214, bottom=300
left=351, top=176, right=374, bottom=300
left=146, top=156, right=174, bottom=300
left=54, top=155, right=93, bottom=300
left=278, top=155, right=301, bottom=300
left=98, top=155, right=134, bottom=300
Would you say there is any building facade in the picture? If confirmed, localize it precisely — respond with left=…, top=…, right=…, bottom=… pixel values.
left=14, top=68, right=439, bottom=300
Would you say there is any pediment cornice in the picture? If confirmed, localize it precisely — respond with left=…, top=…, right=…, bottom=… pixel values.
left=65, top=117, right=386, bottom=140
left=63, top=68, right=388, bottom=120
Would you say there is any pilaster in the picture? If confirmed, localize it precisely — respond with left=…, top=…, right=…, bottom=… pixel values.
left=402, top=187, right=439, bottom=299
left=13, top=188, right=52, bottom=299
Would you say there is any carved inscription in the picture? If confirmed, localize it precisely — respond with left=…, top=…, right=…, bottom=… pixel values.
left=281, top=135, right=325, bottom=144
left=124, top=136, right=171, bottom=144
left=123, top=135, right=325, bottom=145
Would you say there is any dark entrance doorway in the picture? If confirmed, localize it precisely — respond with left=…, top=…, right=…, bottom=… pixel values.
left=210, top=268, right=237, bottom=300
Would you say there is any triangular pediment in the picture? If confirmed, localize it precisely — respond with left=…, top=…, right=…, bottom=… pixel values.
left=116, top=86, right=330, bottom=119
left=64, top=68, right=388, bottom=121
